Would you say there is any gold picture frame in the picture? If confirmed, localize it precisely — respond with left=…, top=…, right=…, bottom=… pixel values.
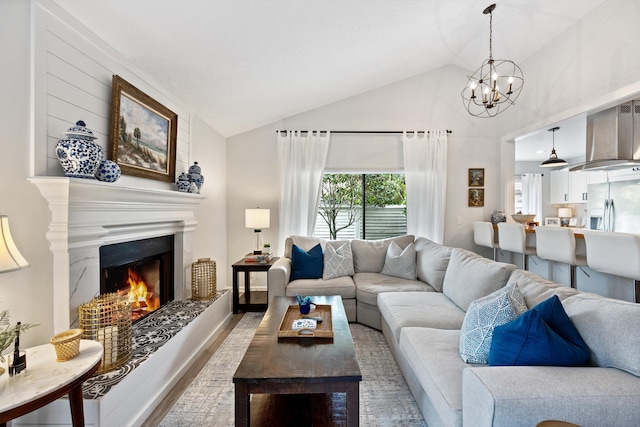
left=469, top=168, right=484, bottom=187
left=468, top=188, right=485, bottom=207
left=109, top=75, right=177, bottom=182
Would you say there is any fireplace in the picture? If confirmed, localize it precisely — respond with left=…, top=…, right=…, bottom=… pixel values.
left=100, top=235, right=174, bottom=322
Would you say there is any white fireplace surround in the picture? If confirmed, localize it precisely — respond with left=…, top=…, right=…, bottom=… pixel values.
left=30, top=177, right=206, bottom=332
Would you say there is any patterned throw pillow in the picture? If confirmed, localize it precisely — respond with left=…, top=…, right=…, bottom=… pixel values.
left=381, top=241, right=417, bottom=280
left=459, top=283, right=527, bottom=364
left=323, top=242, right=355, bottom=280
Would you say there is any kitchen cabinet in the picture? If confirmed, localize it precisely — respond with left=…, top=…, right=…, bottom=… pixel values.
left=550, top=171, right=607, bottom=204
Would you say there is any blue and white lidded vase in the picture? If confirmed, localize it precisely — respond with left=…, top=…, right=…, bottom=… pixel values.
left=56, top=120, right=103, bottom=178
left=176, top=172, right=191, bottom=192
left=187, top=161, right=204, bottom=193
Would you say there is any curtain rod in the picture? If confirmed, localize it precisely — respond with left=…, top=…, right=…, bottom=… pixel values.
left=275, top=130, right=452, bottom=134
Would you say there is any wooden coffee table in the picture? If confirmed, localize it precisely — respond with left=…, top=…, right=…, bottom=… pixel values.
left=233, top=295, right=362, bottom=426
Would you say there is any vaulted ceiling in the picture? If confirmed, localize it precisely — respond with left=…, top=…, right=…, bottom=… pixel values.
left=53, top=0, right=607, bottom=139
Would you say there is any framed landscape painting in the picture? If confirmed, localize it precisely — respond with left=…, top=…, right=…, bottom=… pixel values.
left=109, top=75, right=177, bottom=182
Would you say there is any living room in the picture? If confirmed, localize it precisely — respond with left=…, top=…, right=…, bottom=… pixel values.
left=1, top=0, right=640, bottom=425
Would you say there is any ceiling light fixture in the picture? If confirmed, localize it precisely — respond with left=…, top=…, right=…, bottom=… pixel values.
left=461, top=3, right=524, bottom=118
left=540, top=127, right=568, bottom=168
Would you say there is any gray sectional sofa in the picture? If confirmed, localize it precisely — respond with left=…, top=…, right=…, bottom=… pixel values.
left=268, top=234, right=640, bottom=426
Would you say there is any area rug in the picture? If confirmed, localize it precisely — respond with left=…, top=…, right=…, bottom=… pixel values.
left=159, top=312, right=426, bottom=426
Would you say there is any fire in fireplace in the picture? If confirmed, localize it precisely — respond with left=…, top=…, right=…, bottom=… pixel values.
left=100, top=235, right=174, bottom=322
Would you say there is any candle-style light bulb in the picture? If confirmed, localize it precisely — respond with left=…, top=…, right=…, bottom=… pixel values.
left=470, top=81, right=477, bottom=99
left=483, top=87, right=489, bottom=104
left=507, top=76, right=514, bottom=94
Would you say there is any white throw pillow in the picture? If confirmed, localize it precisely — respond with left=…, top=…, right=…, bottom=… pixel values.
left=459, top=282, right=527, bottom=364
left=323, top=242, right=355, bottom=280
left=381, top=241, right=417, bottom=280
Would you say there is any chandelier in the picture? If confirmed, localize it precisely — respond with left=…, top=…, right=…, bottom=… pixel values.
left=461, top=4, right=524, bottom=118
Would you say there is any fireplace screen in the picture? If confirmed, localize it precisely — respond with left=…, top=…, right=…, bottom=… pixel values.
left=100, top=235, right=174, bottom=322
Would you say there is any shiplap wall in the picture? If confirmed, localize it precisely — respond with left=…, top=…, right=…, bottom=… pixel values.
left=33, top=1, right=190, bottom=183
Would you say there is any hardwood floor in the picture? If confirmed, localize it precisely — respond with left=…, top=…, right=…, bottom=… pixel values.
left=141, top=313, right=245, bottom=427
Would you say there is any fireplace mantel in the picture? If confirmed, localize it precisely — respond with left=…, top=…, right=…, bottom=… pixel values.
left=30, top=177, right=206, bottom=332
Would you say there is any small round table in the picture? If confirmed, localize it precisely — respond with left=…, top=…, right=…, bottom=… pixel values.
left=0, top=340, right=103, bottom=427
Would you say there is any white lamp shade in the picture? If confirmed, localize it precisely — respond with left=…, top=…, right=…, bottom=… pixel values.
left=0, top=216, right=29, bottom=273
left=245, top=209, right=270, bottom=230
left=558, top=208, right=573, bottom=218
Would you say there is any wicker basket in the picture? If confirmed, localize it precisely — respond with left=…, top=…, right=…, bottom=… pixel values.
left=50, top=329, right=83, bottom=361
left=191, top=258, right=216, bottom=300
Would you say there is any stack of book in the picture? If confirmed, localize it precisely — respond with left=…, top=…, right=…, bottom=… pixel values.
left=244, top=252, right=272, bottom=263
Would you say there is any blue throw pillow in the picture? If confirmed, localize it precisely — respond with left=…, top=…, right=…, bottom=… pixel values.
left=489, top=295, right=590, bottom=366
left=290, top=243, right=324, bottom=281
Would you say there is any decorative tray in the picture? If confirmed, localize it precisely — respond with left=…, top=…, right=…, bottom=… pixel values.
left=277, top=304, right=334, bottom=339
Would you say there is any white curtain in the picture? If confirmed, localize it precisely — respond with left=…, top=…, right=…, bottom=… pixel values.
left=522, top=173, right=543, bottom=222
left=277, top=130, right=330, bottom=251
left=402, top=131, right=448, bottom=244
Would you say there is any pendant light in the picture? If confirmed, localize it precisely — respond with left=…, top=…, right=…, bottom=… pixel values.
left=540, top=126, right=568, bottom=168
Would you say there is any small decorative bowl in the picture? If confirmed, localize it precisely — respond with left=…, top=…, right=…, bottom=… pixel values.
left=50, top=329, right=83, bottom=362
left=511, top=214, right=536, bottom=224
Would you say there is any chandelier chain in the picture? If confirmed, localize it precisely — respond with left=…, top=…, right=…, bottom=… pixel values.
left=488, top=9, right=493, bottom=60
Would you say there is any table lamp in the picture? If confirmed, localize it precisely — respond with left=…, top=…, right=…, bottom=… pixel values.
left=245, top=208, right=270, bottom=254
left=0, top=215, right=29, bottom=273
left=558, top=207, right=573, bottom=227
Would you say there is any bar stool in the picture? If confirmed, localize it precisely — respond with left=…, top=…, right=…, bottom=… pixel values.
left=473, top=221, right=499, bottom=260
left=583, top=230, right=640, bottom=303
left=535, top=226, right=586, bottom=289
left=497, top=223, right=536, bottom=270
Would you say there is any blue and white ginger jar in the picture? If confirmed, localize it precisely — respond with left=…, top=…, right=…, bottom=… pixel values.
left=95, top=159, right=121, bottom=182
left=56, top=120, right=103, bottom=178
left=176, top=172, right=191, bottom=192
left=187, top=161, right=204, bottom=193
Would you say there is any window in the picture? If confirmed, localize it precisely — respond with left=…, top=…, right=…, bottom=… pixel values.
left=514, top=174, right=523, bottom=213
left=314, top=173, right=406, bottom=240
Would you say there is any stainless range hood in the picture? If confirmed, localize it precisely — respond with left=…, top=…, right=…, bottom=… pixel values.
left=569, top=100, right=640, bottom=171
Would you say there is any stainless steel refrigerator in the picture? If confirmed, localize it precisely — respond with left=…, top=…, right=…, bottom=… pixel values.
left=588, top=178, right=640, bottom=233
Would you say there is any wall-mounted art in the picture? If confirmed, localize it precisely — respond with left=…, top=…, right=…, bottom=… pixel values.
left=468, top=168, right=484, bottom=187
left=468, top=188, right=484, bottom=207
left=109, top=75, right=177, bottom=182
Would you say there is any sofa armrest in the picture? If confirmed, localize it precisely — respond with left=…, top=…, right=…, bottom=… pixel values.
left=463, top=366, right=640, bottom=427
left=268, top=257, right=291, bottom=304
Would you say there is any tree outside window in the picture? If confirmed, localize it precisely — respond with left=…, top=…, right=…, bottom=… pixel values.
left=316, top=173, right=406, bottom=240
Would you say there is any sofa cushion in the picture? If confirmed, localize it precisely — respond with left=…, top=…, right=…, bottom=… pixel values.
left=378, top=292, right=465, bottom=344
left=286, top=275, right=356, bottom=299
left=290, top=243, right=323, bottom=280
left=284, top=235, right=326, bottom=259
left=414, top=237, right=453, bottom=292
left=459, top=283, right=527, bottom=364
left=381, top=241, right=417, bottom=280
left=399, top=327, right=478, bottom=427
left=489, top=295, right=590, bottom=366
left=351, top=235, right=415, bottom=273
left=323, top=241, right=354, bottom=280
left=442, top=248, right=516, bottom=311
left=507, top=269, right=579, bottom=308
left=563, top=292, right=640, bottom=376
left=354, top=272, right=434, bottom=306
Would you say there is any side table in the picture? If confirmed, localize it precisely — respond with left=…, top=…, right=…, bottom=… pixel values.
left=0, top=339, right=103, bottom=427
left=232, top=256, right=279, bottom=314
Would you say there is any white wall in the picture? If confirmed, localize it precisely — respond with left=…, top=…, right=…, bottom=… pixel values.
left=500, top=0, right=640, bottom=139
left=227, top=65, right=503, bottom=277
left=0, top=0, right=227, bottom=350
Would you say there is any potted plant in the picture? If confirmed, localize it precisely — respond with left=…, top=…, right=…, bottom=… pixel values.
left=263, top=243, right=271, bottom=254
